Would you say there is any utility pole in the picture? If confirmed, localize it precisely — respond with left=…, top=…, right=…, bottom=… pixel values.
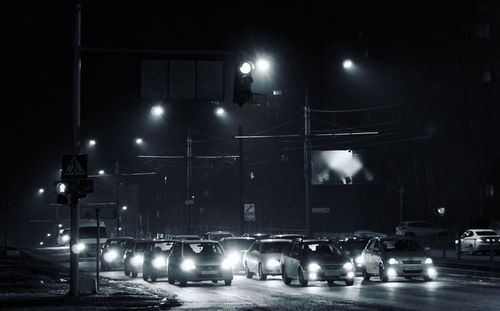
left=115, top=161, right=120, bottom=237
left=186, top=129, right=192, bottom=233
left=238, top=125, right=244, bottom=234
left=69, top=2, right=81, bottom=298
left=95, top=208, right=100, bottom=292
left=304, top=88, right=311, bottom=236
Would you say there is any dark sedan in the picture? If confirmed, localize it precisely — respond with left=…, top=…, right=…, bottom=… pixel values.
left=100, top=237, right=134, bottom=271
left=142, top=239, right=176, bottom=282
left=167, top=240, right=233, bottom=286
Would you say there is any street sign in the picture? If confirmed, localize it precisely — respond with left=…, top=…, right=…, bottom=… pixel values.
left=312, top=207, right=330, bottom=214
left=244, top=203, right=255, bottom=221
left=62, top=155, right=88, bottom=179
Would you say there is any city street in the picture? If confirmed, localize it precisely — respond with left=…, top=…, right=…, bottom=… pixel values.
left=31, top=246, right=500, bottom=310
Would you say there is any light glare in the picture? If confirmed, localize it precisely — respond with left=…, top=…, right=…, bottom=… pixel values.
left=256, top=59, right=270, bottom=72
left=239, top=62, right=252, bottom=74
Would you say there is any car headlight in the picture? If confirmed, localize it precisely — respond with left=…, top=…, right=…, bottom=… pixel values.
left=131, top=255, right=144, bottom=266
left=343, top=262, right=354, bottom=270
left=152, top=256, right=166, bottom=269
left=62, top=235, right=70, bottom=242
left=266, top=259, right=281, bottom=269
left=71, top=243, right=86, bottom=254
left=355, top=256, right=364, bottom=265
left=308, top=263, right=321, bottom=272
left=221, top=258, right=233, bottom=270
left=424, top=258, right=433, bottom=264
left=103, top=250, right=118, bottom=262
left=227, top=252, right=240, bottom=266
left=388, top=258, right=398, bottom=265
left=180, top=259, right=196, bottom=271
left=454, top=239, right=459, bottom=244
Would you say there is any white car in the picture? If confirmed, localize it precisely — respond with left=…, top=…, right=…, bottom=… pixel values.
left=395, top=221, right=447, bottom=239
left=243, top=239, right=291, bottom=280
left=456, top=229, right=500, bottom=255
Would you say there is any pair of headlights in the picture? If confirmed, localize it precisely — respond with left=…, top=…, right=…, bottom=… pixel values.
left=387, top=258, right=433, bottom=265
left=180, top=258, right=233, bottom=272
left=307, top=262, right=354, bottom=272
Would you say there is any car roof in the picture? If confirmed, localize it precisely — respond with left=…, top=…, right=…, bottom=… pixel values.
left=206, top=231, right=232, bottom=234
left=260, top=239, right=291, bottom=243
left=301, top=239, right=330, bottom=244
left=152, top=239, right=176, bottom=243
left=220, top=237, right=255, bottom=241
left=182, top=240, right=218, bottom=244
left=468, top=229, right=498, bottom=233
left=378, top=236, right=412, bottom=241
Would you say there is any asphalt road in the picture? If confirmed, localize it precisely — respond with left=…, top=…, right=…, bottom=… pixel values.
left=33, top=247, right=500, bottom=310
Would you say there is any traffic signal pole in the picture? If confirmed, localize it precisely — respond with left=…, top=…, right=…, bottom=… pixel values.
left=238, top=125, right=244, bottom=234
left=304, top=89, right=312, bottom=236
left=70, top=2, right=81, bottom=298
left=186, top=129, right=192, bottom=233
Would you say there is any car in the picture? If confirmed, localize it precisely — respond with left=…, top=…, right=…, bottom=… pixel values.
left=242, top=233, right=270, bottom=240
left=171, top=235, right=202, bottom=241
left=360, top=236, right=436, bottom=282
left=205, top=231, right=235, bottom=241
left=78, top=221, right=109, bottom=257
left=270, top=234, right=308, bottom=240
left=167, top=240, right=233, bottom=286
left=219, top=237, right=256, bottom=271
left=123, top=240, right=152, bottom=277
left=281, top=239, right=355, bottom=287
left=100, top=237, right=134, bottom=271
left=142, top=239, right=176, bottom=281
left=353, top=230, right=387, bottom=239
left=57, top=228, right=70, bottom=246
left=243, top=239, right=291, bottom=280
left=395, top=221, right=447, bottom=239
left=490, top=221, right=500, bottom=236
left=333, top=237, right=370, bottom=273
left=455, top=229, right=500, bottom=255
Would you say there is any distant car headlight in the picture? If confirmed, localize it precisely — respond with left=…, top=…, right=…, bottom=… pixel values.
left=308, top=263, right=321, bottom=272
left=103, top=250, right=118, bottom=262
left=355, top=256, right=364, bottom=265
left=131, top=255, right=144, bottom=267
left=266, top=259, right=280, bottom=269
left=388, top=258, right=398, bottom=265
left=343, top=262, right=354, bottom=270
left=152, top=256, right=166, bottom=269
left=454, top=239, right=459, bottom=244
left=62, top=235, right=70, bottom=242
left=424, top=258, right=433, bottom=265
left=71, top=243, right=86, bottom=254
left=427, top=267, right=437, bottom=279
left=180, top=259, right=196, bottom=271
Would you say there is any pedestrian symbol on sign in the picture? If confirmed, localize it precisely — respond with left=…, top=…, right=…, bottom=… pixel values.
left=62, top=155, right=88, bottom=179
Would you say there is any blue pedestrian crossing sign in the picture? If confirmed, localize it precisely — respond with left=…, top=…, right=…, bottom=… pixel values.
left=62, top=154, right=88, bottom=179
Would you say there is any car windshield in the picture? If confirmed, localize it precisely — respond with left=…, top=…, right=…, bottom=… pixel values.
left=303, top=243, right=339, bottom=255
left=153, top=241, right=174, bottom=251
left=183, top=243, right=223, bottom=256
left=342, top=240, right=369, bottom=251
left=79, top=227, right=108, bottom=238
left=383, top=239, right=423, bottom=252
left=174, top=236, right=200, bottom=240
left=476, top=230, right=497, bottom=236
left=220, top=239, right=254, bottom=251
left=134, top=242, right=150, bottom=252
left=261, top=242, right=290, bottom=254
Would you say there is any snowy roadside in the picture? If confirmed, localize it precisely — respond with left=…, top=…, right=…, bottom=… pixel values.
left=0, top=248, right=181, bottom=310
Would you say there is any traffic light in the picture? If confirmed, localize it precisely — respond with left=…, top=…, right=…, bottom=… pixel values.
left=233, top=61, right=254, bottom=106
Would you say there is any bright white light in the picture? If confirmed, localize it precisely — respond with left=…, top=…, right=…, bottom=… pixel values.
left=427, top=267, right=437, bottom=279
left=343, top=262, right=354, bottom=270
left=437, top=207, right=446, bottom=215
left=256, top=59, right=270, bottom=72
left=347, top=271, right=355, bottom=279
left=47, top=233, right=51, bottom=237
left=62, top=235, right=70, bottom=242
left=308, top=263, right=321, bottom=272
left=387, top=267, right=397, bottom=279
left=221, top=258, right=233, bottom=270
left=104, top=250, right=118, bottom=262
left=39, top=241, right=44, bottom=246
left=56, top=183, right=67, bottom=194
left=388, top=258, right=398, bottom=265
left=239, top=62, right=252, bottom=74
left=98, top=170, right=105, bottom=175
left=118, top=227, right=122, bottom=231
left=72, top=243, right=86, bottom=254
left=424, top=258, right=433, bottom=265
left=38, top=188, right=45, bottom=194
left=308, top=272, right=317, bottom=280
left=135, top=138, right=143, bottom=145
left=227, top=252, right=240, bottom=267
left=266, top=259, right=281, bottom=269
left=131, top=255, right=143, bottom=267
left=152, top=256, right=166, bottom=269
left=355, top=256, right=364, bottom=265
left=88, top=139, right=96, bottom=147
left=215, top=107, right=225, bottom=117
left=58, top=224, right=63, bottom=228
left=122, top=205, right=128, bottom=211
left=180, top=259, right=196, bottom=271
left=343, top=59, right=353, bottom=70
left=151, top=105, right=165, bottom=118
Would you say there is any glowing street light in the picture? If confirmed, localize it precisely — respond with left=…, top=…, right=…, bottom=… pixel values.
left=88, top=139, right=96, bottom=147
left=98, top=170, right=105, bottom=175
left=47, top=233, right=51, bottom=237
left=38, top=188, right=45, bottom=195
left=135, top=138, right=144, bottom=145
left=122, top=205, right=127, bottom=211
left=343, top=59, right=353, bottom=70
left=215, top=107, right=225, bottom=117
left=150, top=105, right=164, bottom=118
left=39, top=242, right=44, bottom=246
left=58, top=224, right=63, bottom=228
left=256, top=59, right=270, bottom=72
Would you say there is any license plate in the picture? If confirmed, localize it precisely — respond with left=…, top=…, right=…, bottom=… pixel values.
left=324, top=270, right=340, bottom=277
left=201, top=270, right=218, bottom=275
left=404, top=266, right=421, bottom=271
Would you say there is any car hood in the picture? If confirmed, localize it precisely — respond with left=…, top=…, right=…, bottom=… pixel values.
left=304, top=254, right=350, bottom=265
left=382, top=251, right=429, bottom=260
left=187, top=255, right=224, bottom=266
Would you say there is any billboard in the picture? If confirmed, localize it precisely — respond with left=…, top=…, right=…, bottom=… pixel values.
left=312, top=150, right=375, bottom=185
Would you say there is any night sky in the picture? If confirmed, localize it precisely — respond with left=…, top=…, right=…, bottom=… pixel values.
left=3, top=1, right=500, bottom=245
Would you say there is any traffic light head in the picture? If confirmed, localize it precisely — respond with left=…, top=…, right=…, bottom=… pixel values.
left=233, top=61, right=254, bottom=106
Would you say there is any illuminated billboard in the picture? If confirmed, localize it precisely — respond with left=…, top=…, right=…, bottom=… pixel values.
left=311, top=150, right=375, bottom=185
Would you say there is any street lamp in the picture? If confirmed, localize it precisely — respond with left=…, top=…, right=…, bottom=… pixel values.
left=343, top=59, right=354, bottom=70
left=88, top=139, right=96, bottom=147
left=38, top=188, right=45, bottom=195
left=215, top=107, right=225, bottom=117
left=122, top=205, right=127, bottom=211
left=58, top=224, right=63, bottom=228
left=98, top=170, right=105, bottom=175
left=47, top=233, right=51, bottom=237
left=135, top=138, right=143, bottom=145
left=150, top=104, right=164, bottom=118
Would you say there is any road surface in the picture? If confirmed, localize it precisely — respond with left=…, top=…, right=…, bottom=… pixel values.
left=33, top=246, right=500, bottom=310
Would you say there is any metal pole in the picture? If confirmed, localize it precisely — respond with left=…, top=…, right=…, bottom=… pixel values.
left=238, top=125, right=244, bottom=234
left=399, top=186, right=404, bottom=223
left=186, top=129, right=192, bottom=234
left=69, top=2, right=82, bottom=298
left=115, top=161, right=120, bottom=237
left=95, top=208, right=100, bottom=292
left=304, top=88, right=311, bottom=236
